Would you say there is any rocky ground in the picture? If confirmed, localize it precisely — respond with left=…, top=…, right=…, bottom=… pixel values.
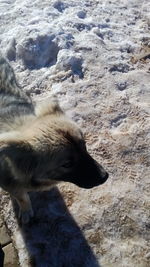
left=0, top=0, right=150, bottom=266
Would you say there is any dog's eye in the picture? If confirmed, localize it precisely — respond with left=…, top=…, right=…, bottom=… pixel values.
left=62, top=161, right=72, bottom=168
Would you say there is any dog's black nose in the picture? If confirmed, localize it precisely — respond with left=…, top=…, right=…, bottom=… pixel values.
left=101, top=171, right=109, bottom=184
left=105, top=172, right=109, bottom=180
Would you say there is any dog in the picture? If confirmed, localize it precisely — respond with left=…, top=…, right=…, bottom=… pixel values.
left=0, top=54, right=109, bottom=223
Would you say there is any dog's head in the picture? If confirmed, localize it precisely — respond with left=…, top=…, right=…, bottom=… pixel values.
left=0, top=98, right=109, bottom=189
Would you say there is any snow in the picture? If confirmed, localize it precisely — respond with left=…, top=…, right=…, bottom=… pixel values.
left=0, top=0, right=150, bottom=266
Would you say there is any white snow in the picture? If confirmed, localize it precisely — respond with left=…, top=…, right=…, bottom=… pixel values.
left=0, top=0, right=150, bottom=266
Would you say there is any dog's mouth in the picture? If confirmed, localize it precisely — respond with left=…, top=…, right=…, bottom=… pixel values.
left=73, top=171, right=109, bottom=189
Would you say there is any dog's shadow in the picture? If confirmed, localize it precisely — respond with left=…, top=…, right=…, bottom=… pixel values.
left=12, top=188, right=100, bottom=267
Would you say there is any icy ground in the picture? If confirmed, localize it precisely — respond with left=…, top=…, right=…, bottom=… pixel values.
left=0, top=0, right=150, bottom=266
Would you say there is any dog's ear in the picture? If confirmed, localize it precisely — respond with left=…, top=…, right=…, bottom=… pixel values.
left=0, top=140, right=37, bottom=174
left=35, top=96, right=64, bottom=118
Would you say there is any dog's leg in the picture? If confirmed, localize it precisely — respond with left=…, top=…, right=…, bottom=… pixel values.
left=12, top=192, right=34, bottom=224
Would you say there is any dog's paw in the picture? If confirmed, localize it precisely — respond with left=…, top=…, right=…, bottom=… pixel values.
left=19, top=208, right=34, bottom=224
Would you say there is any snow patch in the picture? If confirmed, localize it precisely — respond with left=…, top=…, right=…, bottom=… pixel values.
left=16, top=34, right=59, bottom=69
left=56, top=49, right=84, bottom=78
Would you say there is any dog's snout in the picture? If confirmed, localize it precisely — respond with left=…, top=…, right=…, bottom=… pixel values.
left=96, top=162, right=109, bottom=184
left=96, top=162, right=108, bottom=177
left=103, top=171, right=109, bottom=181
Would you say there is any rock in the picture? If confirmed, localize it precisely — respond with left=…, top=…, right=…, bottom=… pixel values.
left=77, top=11, right=86, bottom=19
left=109, top=63, right=130, bottom=73
left=145, top=252, right=150, bottom=259
left=17, top=34, right=59, bottom=69
left=0, top=225, right=11, bottom=246
left=116, top=81, right=128, bottom=91
left=56, top=49, right=84, bottom=78
left=6, top=38, right=16, bottom=61
left=53, top=1, right=68, bottom=13
left=3, top=244, right=18, bottom=267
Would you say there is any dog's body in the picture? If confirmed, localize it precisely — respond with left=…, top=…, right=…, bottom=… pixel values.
left=0, top=54, right=108, bottom=223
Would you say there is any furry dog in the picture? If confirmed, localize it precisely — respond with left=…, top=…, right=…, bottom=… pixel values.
left=0, top=54, right=108, bottom=223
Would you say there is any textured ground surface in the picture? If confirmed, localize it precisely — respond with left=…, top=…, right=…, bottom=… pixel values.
left=0, top=0, right=150, bottom=266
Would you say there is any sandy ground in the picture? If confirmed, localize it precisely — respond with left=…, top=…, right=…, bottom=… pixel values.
left=0, top=0, right=150, bottom=266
